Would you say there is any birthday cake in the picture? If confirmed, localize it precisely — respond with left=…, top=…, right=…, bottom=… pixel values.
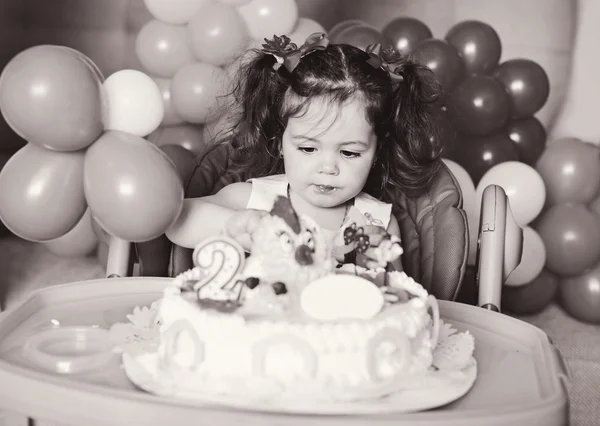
left=146, top=197, right=449, bottom=402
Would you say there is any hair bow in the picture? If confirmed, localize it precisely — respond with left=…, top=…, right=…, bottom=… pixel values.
left=261, top=32, right=329, bottom=72
left=365, top=43, right=404, bottom=83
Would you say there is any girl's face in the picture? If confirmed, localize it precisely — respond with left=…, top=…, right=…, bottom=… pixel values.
left=281, top=97, right=377, bottom=209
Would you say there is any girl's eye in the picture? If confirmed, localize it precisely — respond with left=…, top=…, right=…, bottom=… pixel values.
left=341, top=150, right=361, bottom=158
left=298, top=147, right=316, bottom=154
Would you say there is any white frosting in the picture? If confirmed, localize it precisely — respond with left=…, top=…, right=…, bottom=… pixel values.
left=155, top=271, right=438, bottom=402
left=300, top=275, right=384, bottom=321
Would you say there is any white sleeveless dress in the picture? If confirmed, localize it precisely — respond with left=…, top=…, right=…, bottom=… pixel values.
left=246, top=175, right=393, bottom=249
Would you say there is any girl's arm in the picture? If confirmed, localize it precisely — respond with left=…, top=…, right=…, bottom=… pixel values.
left=165, top=182, right=253, bottom=249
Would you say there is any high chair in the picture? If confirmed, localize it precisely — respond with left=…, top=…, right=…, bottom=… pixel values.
left=134, top=142, right=470, bottom=302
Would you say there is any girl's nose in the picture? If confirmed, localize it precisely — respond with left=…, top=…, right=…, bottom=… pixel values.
left=319, top=155, right=339, bottom=175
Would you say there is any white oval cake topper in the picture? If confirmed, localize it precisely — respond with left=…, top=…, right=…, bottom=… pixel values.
left=300, top=275, right=385, bottom=321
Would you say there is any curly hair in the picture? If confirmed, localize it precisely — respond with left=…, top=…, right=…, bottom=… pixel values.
left=216, top=40, right=444, bottom=201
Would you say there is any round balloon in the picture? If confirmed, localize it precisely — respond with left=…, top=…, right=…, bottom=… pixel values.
left=42, top=208, right=98, bottom=257
left=171, top=62, right=231, bottom=124
left=135, top=20, right=196, bottom=78
left=102, top=70, right=164, bottom=137
left=148, top=124, right=207, bottom=156
left=0, top=144, right=87, bottom=242
left=446, top=75, right=511, bottom=136
left=412, top=39, right=464, bottom=94
left=143, top=0, right=211, bottom=25
left=238, top=0, right=298, bottom=41
left=560, top=262, right=600, bottom=324
left=84, top=131, right=184, bottom=242
left=153, top=78, right=184, bottom=127
left=476, top=161, right=546, bottom=226
left=0, top=45, right=103, bottom=151
left=507, top=117, right=547, bottom=166
left=505, top=227, right=546, bottom=286
left=502, top=269, right=558, bottom=315
left=382, top=17, right=432, bottom=57
left=188, top=2, right=249, bottom=66
left=535, top=137, right=600, bottom=206
left=445, top=20, right=502, bottom=75
left=452, top=132, right=520, bottom=185
left=535, top=203, right=600, bottom=277
left=492, top=59, right=550, bottom=119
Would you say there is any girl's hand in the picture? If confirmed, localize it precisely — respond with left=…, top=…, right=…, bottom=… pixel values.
left=225, top=209, right=269, bottom=251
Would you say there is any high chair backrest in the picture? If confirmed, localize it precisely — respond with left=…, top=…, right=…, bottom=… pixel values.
left=135, top=142, right=469, bottom=301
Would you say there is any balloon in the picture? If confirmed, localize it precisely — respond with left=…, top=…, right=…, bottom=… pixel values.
left=238, top=0, right=298, bottom=41
left=143, top=0, right=211, bottom=25
left=445, top=20, right=502, bottom=76
left=333, top=24, right=388, bottom=51
left=160, top=144, right=196, bottom=184
left=382, top=17, right=432, bottom=56
left=171, top=62, right=231, bottom=124
left=502, top=269, right=558, bottom=315
left=65, top=47, right=105, bottom=83
left=328, top=19, right=369, bottom=43
left=188, top=3, right=249, bottom=66
left=507, top=117, right=547, bottom=165
left=148, top=124, right=207, bottom=156
left=446, top=75, right=511, bottom=136
left=153, top=78, right=184, bottom=127
left=42, top=209, right=98, bottom=257
left=505, top=227, right=546, bottom=286
left=412, top=39, right=464, bottom=94
left=453, top=132, right=519, bottom=185
left=288, top=18, right=327, bottom=46
left=476, top=161, right=546, bottom=226
left=84, top=131, right=184, bottom=243
left=560, top=262, right=600, bottom=324
left=0, top=144, right=86, bottom=242
left=443, top=159, right=478, bottom=265
left=0, top=45, right=103, bottom=151
left=535, top=203, right=600, bottom=277
left=135, top=20, right=196, bottom=78
left=535, top=138, right=600, bottom=206
left=492, top=59, right=550, bottom=119
left=202, top=113, right=236, bottom=144
left=102, top=70, right=164, bottom=137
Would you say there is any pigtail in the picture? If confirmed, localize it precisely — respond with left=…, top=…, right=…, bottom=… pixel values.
left=381, top=61, right=443, bottom=199
left=227, top=49, right=290, bottom=177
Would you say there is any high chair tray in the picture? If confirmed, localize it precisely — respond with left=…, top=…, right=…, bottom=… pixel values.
left=0, top=277, right=569, bottom=426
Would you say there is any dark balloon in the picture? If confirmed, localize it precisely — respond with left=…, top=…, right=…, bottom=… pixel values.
left=412, top=39, right=464, bottom=93
left=535, top=203, right=600, bottom=277
left=446, top=75, right=511, bottom=136
left=453, top=131, right=519, bottom=184
left=382, top=17, right=433, bottom=56
left=502, top=269, right=558, bottom=315
left=445, top=20, right=502, bottom=75
left=492, top=59, right=550, bottom=119
left=507, top=117, right=547, bottom=165
left=560, top=262, right=600, bottom=324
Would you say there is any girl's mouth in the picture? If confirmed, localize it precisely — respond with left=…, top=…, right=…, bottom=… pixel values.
left=315, top=185, right=337, bottom=193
